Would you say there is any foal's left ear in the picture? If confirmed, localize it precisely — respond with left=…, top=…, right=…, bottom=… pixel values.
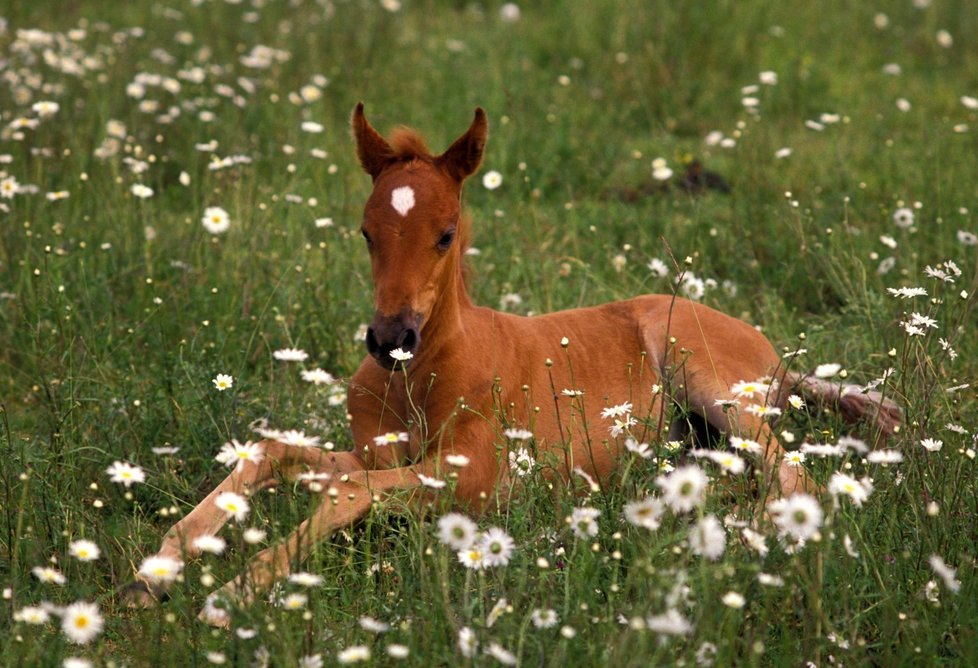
left=436, top=108, right=488, bottom=182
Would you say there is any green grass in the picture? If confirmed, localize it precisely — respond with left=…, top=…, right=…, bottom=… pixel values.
left=1, top=0, right=977, bottom=665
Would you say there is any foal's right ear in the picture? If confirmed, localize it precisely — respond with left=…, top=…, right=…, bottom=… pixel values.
left=436, top=108, right=488, bottom=183
left=352, top=102, right=395, bottom=180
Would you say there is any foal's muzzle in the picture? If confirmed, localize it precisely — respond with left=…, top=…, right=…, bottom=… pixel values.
left=366, top=308, right=422, bottom=369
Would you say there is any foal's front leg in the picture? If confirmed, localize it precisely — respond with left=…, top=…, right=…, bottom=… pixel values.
left=201, top=420, right=500, bottom=626
left=128, top=442, right=365, bottom=604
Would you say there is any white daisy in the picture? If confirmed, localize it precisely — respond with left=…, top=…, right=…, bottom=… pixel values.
left=437, top=513, right=478, bottom=551
left=61, top=601, right=103, bottom=644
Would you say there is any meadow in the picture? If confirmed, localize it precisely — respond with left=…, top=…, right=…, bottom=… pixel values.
left=1, top=0, right=977, bottom=665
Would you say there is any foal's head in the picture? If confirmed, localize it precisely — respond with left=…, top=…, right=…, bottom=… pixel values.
left=352, top=103, right=488, bottom=369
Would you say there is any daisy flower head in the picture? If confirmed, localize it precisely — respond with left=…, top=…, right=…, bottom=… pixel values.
left=623, top=497, right=665, bottom=530
left=887, top=286, right=927, bottom=299
left=568, top=506, right=601, bottom=539
left=741, top=527, right=769, bottom=557
left=130, top=183, right=154, bottom=199
left=609, top=415, right=638, bottom=437
left=828, top=472, right=873, bottom=507
left=920, top=438, right=943, bottom=452
left=106, top=460, right=146, bottom=487
left=14, top=605, right=50, bottom=624
left=458, top=627, right=479, bottom=658
left=337, top=646, right=371, bottom=664
left=359, top=616, right=390, bottom=633
left=418, top=473, right=447, bottom=489
left=215, top=491, right=250, bottom=522
left=215, top=439, right=264, bottom=471
left=892, top=207, right=915, bottom=228
left=691, top=449, right=746, bottom=475
left=601, top=401, right=633, bottom=419
left=625, top=438, right=653, bottom=458
left=482, top=170, right=503, bottom=190
left=437, top=512, right=478, bottom=550
left=479, top=527, right=515, bottom=567
left=531, top=608, right=559, bottom=629
left=651, top=157, right=673, bottom=181
left=288, top=572, right=324, bottom=587
left=68, top=540, right=101, bottom=562
left=655, top=464, right=708, bottom=513
left=61, top=601, right=103, bottom=645
left=387, top=645, right=410, bottom=659
left=389, top=347, right=413, bottom=362
left=487, top=597, right=508, bottom=627
left=192, top=534, right=227, bottom=555
left=729, top=436, right=763, bottom=455
left=508, top=447, right=535, bottom=476
left=373, top=431, right=409, bottom=447
left=0, top=176, right=19, bottom=198
left=730, top=379, right=770, bottom=399
left=138, top=555, right=183, bottom=583
left=645, top=608, right=692, bottom=636
left=783, top=451, right=806, bottom=467
left=279, top=592, right=308, bottom=610
left=273, top=347, right=308, bottom=362
left=445, top=453, right=471, bottom=467
left=32, top=565, right=67, bottom=585
left=647, top=257, right=669, bottom=277
left=301, top=368, right=335, bottom=385
left=745, top=403, right=782, bottom=418
left=768, top=493, right=823, bottom=541
left=280, top=429, right=321, bottom=447
left=243, top=527, right=267, bottom=544
left=201, top=206, right=230, bottom=234
left=503, top=427, right=533, bottom=441
left=929, top=554, right=961, bottom=593
left=688, top=514, right=726, bottom=560
left=32, top=100, right=61, bottom=117
left=788, top=394, right=805, bottom=409
left=867, top=449, right=903, bottom=465
left=486, top=643, right=517, bottom=666
left=722, top=591, right=746, bottom=608
left=800, top=442, right=845, bottom=457
left=212, top=373, right=234, bottom=391
left=457, top=545, right=485, bottom=570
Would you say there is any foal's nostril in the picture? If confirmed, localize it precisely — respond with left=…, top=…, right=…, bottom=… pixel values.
left=398, top=327, right=419, bottom=353
left=365, top=327, right=381, bottom=356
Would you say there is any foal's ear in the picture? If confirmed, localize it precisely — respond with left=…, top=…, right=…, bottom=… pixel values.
left=352, top=102, right=395, bottom=180
left=436, top=108, right=488, bottom=182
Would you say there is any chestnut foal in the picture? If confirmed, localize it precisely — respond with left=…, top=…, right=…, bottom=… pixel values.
left=131, top=104, right=900, bottom=623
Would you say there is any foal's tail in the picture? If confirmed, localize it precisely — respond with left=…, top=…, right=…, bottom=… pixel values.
left=782, top=373, right=903, bottom=437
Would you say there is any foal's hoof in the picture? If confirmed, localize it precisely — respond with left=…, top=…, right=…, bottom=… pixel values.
left=198, top=593, right=232, bottom=629
left=120, top=580, right=170, bottom=608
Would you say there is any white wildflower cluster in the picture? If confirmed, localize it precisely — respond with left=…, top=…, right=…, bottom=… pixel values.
left=436, top=513, right=515, bottom=570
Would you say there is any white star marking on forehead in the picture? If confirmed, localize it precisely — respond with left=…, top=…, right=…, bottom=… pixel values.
left=390, top=186, right=416, bottom=217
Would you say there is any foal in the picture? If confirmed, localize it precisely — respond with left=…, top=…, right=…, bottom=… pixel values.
left=132, top=104, right=900, bottom=622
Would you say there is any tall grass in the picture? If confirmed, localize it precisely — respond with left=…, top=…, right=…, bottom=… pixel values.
left=1, top=0, right=976, bottom=665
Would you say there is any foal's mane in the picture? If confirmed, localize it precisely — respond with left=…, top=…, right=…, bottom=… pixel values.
left=388, top=127, right=432, bottom=161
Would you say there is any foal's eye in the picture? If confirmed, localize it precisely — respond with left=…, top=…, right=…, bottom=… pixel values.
left=437, top=229, right=455, bottom=251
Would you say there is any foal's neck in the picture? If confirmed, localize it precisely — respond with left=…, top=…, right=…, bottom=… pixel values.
left=414, top=260, right=473, bottom=369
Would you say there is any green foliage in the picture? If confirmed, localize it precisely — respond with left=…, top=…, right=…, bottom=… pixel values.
left=1, top=0, right=976, bottom=666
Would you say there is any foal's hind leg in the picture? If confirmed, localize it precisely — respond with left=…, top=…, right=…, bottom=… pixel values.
left=669, top=354, right=812, bottom=496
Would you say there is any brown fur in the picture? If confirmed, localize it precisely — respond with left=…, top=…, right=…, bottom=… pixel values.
left=131, top=105, right=901, bottom=624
